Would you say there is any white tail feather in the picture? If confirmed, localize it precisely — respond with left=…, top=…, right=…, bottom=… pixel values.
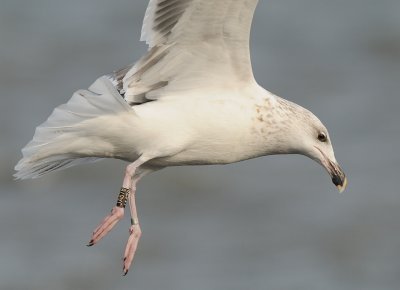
left=14, top=76, right=131, bottom=179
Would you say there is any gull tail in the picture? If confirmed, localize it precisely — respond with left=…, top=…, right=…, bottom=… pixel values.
left=14, top=76, right=132, bottom=180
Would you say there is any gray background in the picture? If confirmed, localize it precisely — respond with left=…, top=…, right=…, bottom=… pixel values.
left=1, top=0, right=399, bottom=289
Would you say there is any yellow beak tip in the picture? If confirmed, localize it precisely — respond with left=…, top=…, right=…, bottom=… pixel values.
left=336, top=177, right=348, bottom=193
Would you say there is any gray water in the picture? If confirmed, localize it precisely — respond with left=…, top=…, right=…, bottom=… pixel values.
left=1, top=1, right=400, bottom=289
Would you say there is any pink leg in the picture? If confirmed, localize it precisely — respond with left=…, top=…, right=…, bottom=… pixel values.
left=122, top=168, right=154, bottom=275
left=87, top=158, right=148, bottom=247
left=87, top=206, right=124, bottom=246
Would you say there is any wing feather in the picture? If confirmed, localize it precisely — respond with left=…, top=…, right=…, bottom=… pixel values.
left=121, top=0, right=259, bottom=104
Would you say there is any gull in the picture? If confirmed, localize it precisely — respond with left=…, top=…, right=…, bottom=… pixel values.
left=15, top=0, right=347, bottom=275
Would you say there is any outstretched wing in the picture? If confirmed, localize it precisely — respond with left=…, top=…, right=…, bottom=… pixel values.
left=119, top=0, right=259, bottom=105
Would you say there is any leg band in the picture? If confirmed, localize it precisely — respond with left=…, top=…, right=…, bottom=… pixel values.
left=116, top=187, right=130, bottom=208
left=131, top=218, right=139, bottom=226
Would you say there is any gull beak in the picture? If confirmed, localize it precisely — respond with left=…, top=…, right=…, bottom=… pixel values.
left=314, top=146, right=348, bottom=193
left=329, top=161, right=348, bottom=193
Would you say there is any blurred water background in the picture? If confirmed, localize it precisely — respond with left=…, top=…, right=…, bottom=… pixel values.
left=1, top=0, right=400, bottom=289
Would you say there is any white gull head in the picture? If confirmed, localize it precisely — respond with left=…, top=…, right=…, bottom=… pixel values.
left=255, top=96, right=347, bottom=192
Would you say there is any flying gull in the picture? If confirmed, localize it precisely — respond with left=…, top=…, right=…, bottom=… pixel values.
left=15, top=0, right=347, bottom=275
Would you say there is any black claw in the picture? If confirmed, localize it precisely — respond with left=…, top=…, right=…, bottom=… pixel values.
left=123, top=269, right=129, bottom=276
left=86, top=241, right=94, bottom=247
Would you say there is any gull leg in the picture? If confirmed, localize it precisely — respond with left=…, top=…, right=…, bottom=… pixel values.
left=87, top=189, right=127, bottom=247
left=122, top=168, right=155, bottom=275
left=87, top=157, right=149, bottom=246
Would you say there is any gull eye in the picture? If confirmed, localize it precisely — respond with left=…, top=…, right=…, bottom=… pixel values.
left=318, top=132, right=328, bottom=142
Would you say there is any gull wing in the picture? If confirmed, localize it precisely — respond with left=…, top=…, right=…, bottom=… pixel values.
left=120, top=0, right=259, bottom=105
